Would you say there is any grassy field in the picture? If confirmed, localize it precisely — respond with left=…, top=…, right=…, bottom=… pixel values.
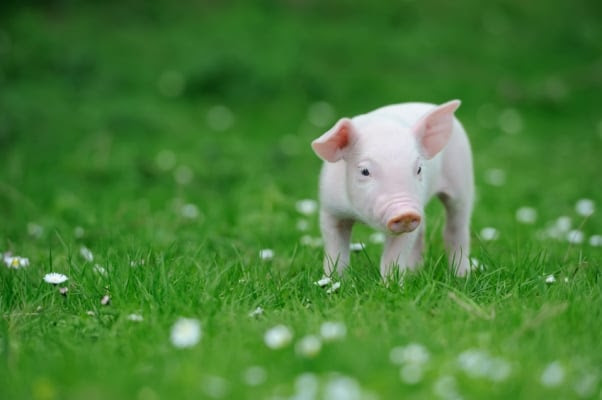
left=1, top=1, right=601, bottom=399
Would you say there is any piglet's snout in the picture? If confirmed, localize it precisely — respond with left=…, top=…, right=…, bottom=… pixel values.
left=387, top=212, right=421, bottom=234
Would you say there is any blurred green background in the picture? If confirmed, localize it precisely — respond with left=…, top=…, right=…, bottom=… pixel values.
left=1, top=1, right=601, bottom=399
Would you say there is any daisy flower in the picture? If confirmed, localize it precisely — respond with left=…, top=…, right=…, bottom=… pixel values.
left=242, top=366, right=267, bottom=386
left=248, top=307, right=264, bottom=318
left=314, top=276, right=332, bottom=287
left=295, top=199, right=318, bottom=215
left=326, top=281, right=341, bottom=294
left=545, top=274, right=556, bottom=284
left=515, top=207, right=537, bottom=224
left=80, top=246, right=94, bottom=262
left=264, top=325, right=293, bottom=349
left=349, top=242, right=365, bottom=252
left=479, top=227, right=499, bottom=241
left=575, top=199, right=595, bottom=217
left=4, top=255, right=30, bottom=269
left=43, top=272, right=68, bottom=285
left=589, top=235, right=602, bottom=247
left=127, top=313, right=144, bottom=322
left=540, top=361, right=565, bottom=387
left=259, top=249, right=274, bottom=261
left=320, top=321, right=347, bottom=341
left=295, top=335, right=322, bottom=358
left=170, top=317, right=202, bottom=348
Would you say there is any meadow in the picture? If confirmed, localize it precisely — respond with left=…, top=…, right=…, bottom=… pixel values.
left=0, top=1, right=601, bottom=399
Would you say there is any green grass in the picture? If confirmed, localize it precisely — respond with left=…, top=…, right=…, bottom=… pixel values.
left=1, top=0, right=601, bottom=399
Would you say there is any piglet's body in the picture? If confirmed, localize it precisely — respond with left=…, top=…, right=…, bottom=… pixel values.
left=312, top=100, right=474, bottom=278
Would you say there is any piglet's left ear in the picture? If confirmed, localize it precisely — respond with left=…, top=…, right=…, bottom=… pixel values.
left=413, top=99, right=461, bottom=159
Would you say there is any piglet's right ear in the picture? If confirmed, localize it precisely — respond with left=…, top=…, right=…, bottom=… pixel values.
left=311, top=118, right=354, bottom=162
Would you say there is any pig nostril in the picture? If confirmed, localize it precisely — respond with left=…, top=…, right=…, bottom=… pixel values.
left=387, top=213, right=421, bottom=233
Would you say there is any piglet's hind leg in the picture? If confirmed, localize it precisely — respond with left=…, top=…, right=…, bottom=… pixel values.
left=439, top=193, right=472, bottom=276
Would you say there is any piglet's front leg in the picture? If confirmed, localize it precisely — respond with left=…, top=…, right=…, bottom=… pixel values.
left=320, top=210, right=354, bottom=276
left=380, top=231, right=420, bottom=279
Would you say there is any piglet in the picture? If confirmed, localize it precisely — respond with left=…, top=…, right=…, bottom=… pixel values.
left=311, top=100, right=474, bottom=278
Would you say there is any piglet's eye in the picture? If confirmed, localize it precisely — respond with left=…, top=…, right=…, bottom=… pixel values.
left=361, top=168, right=370, bottom=176
left=417, top=166, right=422, bottom=175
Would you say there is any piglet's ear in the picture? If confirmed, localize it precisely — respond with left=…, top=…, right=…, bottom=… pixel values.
left=311, top=118, right=354, bottom=162
left=413, top=100, right=461, bottom=159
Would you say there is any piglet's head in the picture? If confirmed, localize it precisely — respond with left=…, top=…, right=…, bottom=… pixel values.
left=312, top=100, right=461, bottom=234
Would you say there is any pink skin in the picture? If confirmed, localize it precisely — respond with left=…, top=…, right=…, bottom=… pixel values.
left=312, top=100, right=474, bottom=279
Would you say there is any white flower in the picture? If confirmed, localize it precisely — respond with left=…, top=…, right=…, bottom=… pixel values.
left=479, top=227, right=499, bottom=241
left=589, top=235, right=602, bottom=247
left=545, top=274, right=556, bottom=284
left=324, top=375, right=362, bottom=400
left=242, top=366, right=267, bottom=386
left=170, top=317, right=202, bottom=348
left=259, top=249, right=274, bottom=261
left=181, top=203, right=200, bottom=219
left=487, top=357, right=512, bottom=382
left=575, top=198, right=595, bottom=217
left=174, top=165, right=193, bottom=185
left=573, top=372, right=598, bottom=398
left=540, top=361, right=565, bottom=387
left=201, top=375, right=229, bottom=399
left=390, top=343, right=430, bottom=365
left=264, top=325, right=293, bottom=349
left=308, top=101, right=335, bottom=128
left=542, top=216, right=573, bottom=240
left=27, top=222, right=44, bottom=238
left=74, top=226, right=85, bottom=238
left=248, top=307, right=264, bottom=318
left=155, top=149, right=176, bottom=171
left=101, top=295, right=111, bottom=305
left=295, top=199, right=318, bottom=216
left=127, top=313, right=144, bottom=322
left=555, top=216, right=572, bottom=232
left=43, top=272, right=68, bottom=285
left=516, top=207, right=537, bottom=224
left=566, top=229, right=584, bottom=244
left=300, top=235, right=323, bottom=247
left=484, top=168, right=506, bottom=186
left=457, top=349, right=512, bottom=382
left=458, top=349, right=491, bottom=379
left=400, top=363, right=424, bottom=384
left=470, top=257, right=486, bottom=271
left=130, top=259, right=145, bottom=268
left=369, top=232, right=386, bottom=244
left=59, top=287, right=68, bottom=295
left=93, top=264, right=107, bottom=276
left=498, top=108, right=523, bottom=135
left=326, top=281, right=341, bottom=294
left=294, top=373, right=319, bottom=398
left=314, top=276, right=332, bottom=287
left=349, top=242, right=365, bottom=252
left=80, top=246, right=94, bottom=262
left=295, top=335, right=322, bottom=358
left=320, top=321, right=347, bottom=341
left=296, top=219, right=310, bottom=231
left=4, top=255, right=30, bottom=269
left=207, top=105, right=235, bottom=132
